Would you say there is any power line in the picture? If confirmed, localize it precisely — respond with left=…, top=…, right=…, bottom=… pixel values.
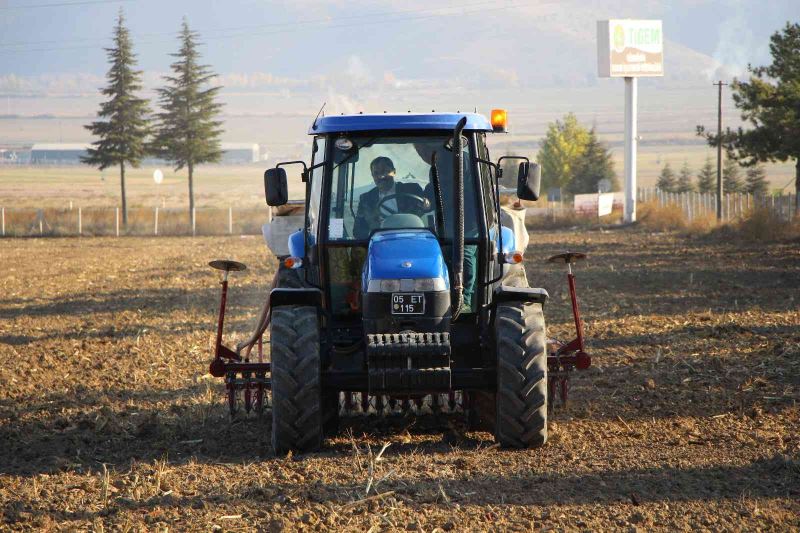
left=0, top=0, right=500, bottom=47
left=0, top=0, right=534, bottom=52
left=0, top=0, right=132, bottom=10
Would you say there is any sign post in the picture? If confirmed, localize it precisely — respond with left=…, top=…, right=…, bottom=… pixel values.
left=598, top=19, right=664, bottom=223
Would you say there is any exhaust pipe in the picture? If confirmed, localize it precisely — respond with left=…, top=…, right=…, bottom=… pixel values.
left=451, top=116, right=467, bottom=320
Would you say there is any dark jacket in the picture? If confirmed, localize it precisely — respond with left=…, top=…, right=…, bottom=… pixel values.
left=354, top=181, right=426, bottom=239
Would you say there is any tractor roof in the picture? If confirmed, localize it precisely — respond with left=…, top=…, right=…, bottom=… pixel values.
left=309, top=113, right=492, bottom=135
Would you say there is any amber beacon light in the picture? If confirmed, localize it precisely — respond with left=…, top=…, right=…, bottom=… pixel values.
left=490, top=108, right=508, bottom=132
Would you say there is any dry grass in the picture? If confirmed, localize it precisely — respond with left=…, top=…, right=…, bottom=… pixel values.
left=637, top=201, right=800, bottom=242
left=638, top=201, right=689, bottom=232
left=728, top=207, right=800, bottom=242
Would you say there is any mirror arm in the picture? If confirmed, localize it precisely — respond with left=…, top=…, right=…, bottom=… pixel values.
left=277, top=160, right=309, bottom=182
left=497, top=155, right=530, bottom=180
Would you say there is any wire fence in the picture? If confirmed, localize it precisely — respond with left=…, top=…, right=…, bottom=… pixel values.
left=637, top=188, right=797, bottom=222
left=0, top=206, right=268, bottom=237
left=1, top=191, right=796, bottom=237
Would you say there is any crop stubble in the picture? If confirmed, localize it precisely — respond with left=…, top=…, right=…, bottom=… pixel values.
left=0, top=230, right=798, bottom=531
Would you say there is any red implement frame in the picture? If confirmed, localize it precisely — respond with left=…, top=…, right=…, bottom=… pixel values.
left=207, top=260, right=273, bottom=415
left=546, top=252, right=592, bottom=408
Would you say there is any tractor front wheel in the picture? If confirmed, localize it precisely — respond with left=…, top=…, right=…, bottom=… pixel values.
left=494, top=302, right=548, bottom=448
left=270, top=306, right=323, bottom=454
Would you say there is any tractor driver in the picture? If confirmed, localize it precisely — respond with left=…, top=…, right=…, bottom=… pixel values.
left=353, top=156, right=429, bottom=239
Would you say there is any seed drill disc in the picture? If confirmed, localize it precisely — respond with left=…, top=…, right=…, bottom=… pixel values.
left=547, top=252, right=587, bottom=265
left=209, top=259, right=248, bottom=272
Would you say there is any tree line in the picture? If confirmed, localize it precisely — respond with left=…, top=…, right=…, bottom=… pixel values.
left=82, top=10, right=223, bottom=227
left=655, top=157, right=769, bottom=196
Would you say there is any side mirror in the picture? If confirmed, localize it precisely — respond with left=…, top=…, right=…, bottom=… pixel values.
left=264, top=167, right=288, bottom=206
left=517, top=162, right=541, bottom=201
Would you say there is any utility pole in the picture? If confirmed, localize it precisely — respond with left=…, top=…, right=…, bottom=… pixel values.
left=624, top=77, right=638, bottom=223
left=714, top=81, right=727, bottom=221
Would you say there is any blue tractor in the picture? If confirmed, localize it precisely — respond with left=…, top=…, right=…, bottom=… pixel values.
left=208, top=111, right=591, bottom=453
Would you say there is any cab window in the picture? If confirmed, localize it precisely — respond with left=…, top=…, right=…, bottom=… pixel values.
left=307, top=136, right=326, bottom=239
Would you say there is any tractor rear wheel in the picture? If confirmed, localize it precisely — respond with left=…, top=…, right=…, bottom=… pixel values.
left=270, top=306, right=323, bottom=454
left=494, top=302, right=548, bottom=448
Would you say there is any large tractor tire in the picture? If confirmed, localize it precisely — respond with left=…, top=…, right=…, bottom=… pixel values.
left=273, top=265, right=340, bottom=437
left=270, top=306, right=323, bottom=454
left=494, top=301, right=548, bottom=448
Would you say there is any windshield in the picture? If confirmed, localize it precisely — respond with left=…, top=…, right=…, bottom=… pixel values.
left=326, top=134, right=480, bottom=241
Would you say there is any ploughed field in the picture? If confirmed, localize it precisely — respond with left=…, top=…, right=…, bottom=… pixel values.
left=0, top=230, right=798, bottom=531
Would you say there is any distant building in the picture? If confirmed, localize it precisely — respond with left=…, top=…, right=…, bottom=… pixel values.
left=27, top=142, right=262, bottom=165
left=219, top=143, right=260, bottom=164
left=30, top=143, right=91, bottom=164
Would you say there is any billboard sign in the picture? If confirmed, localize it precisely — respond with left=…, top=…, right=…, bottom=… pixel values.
left=598, top=19, right=663, bottom=77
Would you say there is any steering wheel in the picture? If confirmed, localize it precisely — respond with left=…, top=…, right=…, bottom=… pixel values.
left=377, top=193, right=430, bottom=217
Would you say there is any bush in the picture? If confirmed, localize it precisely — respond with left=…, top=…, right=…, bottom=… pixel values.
left=637, top=201, right=687, bottom=232
left=728, top=207, right=800, bottom=242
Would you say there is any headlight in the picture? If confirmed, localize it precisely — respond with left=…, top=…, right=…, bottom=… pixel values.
left=380, top=279, right=400, bottom=292
left=366, top=278, right=447, bottom=292
left=413, top=278, right=447, bottom=291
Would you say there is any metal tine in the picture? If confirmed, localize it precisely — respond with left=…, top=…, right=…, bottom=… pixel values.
left=344, top=391, right=354, bottom=414
left=244, top=385, right=252, bottom=413
left=431, top=393, right=441, bottom=415
left=375, top=394, right=385, bottom=415
left=402, top=397, right=411, bottom=415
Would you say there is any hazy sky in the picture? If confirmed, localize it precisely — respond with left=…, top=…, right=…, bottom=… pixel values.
left=1, top=0, right=796, bottom=84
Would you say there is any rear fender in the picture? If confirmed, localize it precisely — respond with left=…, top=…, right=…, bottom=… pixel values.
left=270, top=288, right=323, bottom=308
left=492, top=285, right=548, bottom=306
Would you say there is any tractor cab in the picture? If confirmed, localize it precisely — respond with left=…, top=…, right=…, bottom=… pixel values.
left=264, top=113, right=539, bottom=320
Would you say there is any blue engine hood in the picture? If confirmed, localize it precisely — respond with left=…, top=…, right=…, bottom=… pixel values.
left=365, top=230, right=448, bottom=281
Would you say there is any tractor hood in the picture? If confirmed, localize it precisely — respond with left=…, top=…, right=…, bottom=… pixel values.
left=364, top=230, right=448, bottom=282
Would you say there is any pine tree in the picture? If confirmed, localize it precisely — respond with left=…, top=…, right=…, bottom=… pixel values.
left=567, top=128, right=619, bottom=194
left=82, top=10, right=151, bottom=227
left=745, top=164, right=769, bottom=196
left=152, top=19, right=224, bottom=223
left=656, top=162, right=676, bottom=192
left=697, top=23, right=800, bottom=213
left=722, top=157, right=743, bottom=193
left=675, top=160, right=694, bottom=193
left=696, top=155, right=716, bottom=193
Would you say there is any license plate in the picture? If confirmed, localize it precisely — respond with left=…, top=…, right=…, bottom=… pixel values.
left=391, top=293, right=425, bottom=315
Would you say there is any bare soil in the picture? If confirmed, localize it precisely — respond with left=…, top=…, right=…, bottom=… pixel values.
left=1, top=230, right=798, bottom=531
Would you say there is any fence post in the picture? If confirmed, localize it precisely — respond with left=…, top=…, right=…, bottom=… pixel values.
left=228, top=206, right=233, bottom=235
left=154, top=207, right=159, bottom=236
left=722, top=194, right=731, bottom=220
left=39, top=219, right=43, bottom=236
left=1, top=207, right=4, bottom=236
left=78, top=207, right=82, bottom=235
left=192, top=207, right=196, bottom=237
left=115, top=207, right=120, bottom=237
